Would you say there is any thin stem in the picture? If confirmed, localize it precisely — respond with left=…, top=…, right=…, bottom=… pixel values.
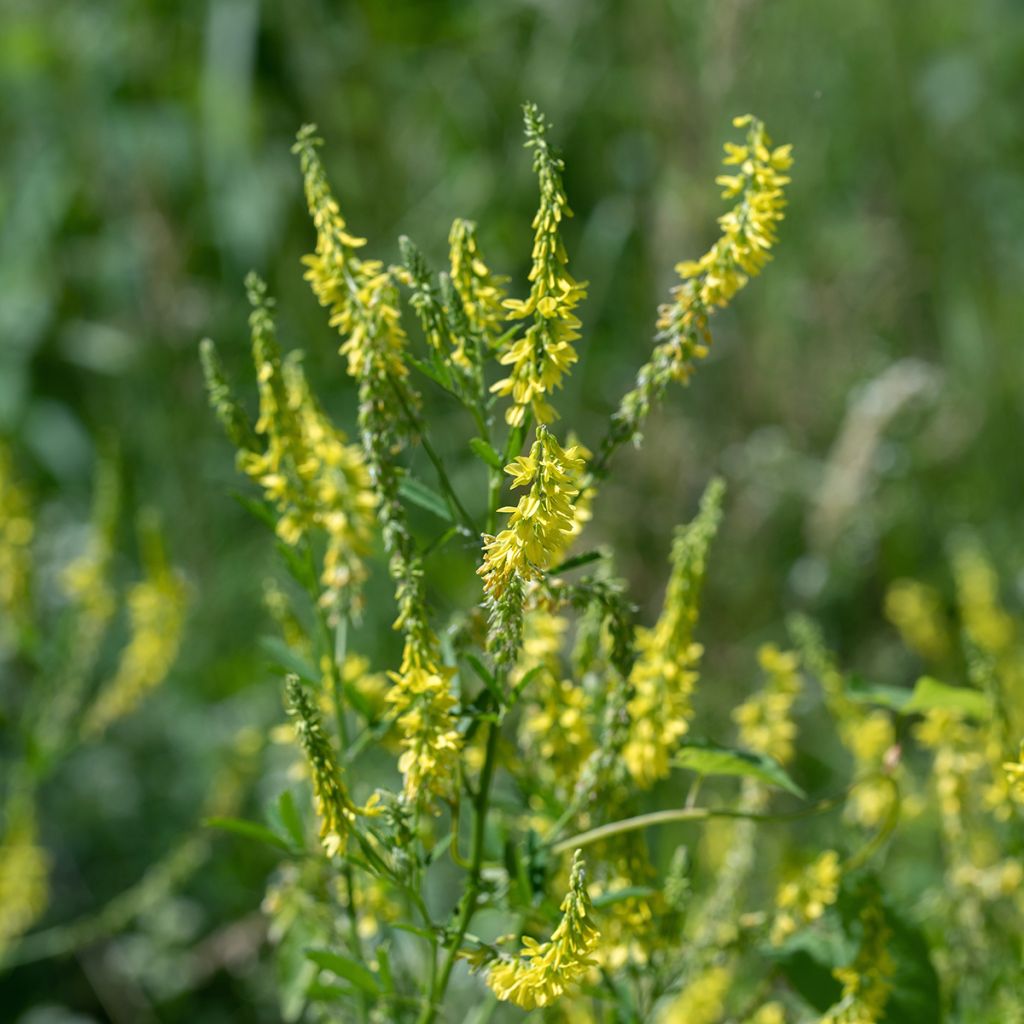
left=387, top=374, right=478, bottom=536
left=548, top=775, right=898, bottom=856
left=417, top=716, right=501, bottom=1024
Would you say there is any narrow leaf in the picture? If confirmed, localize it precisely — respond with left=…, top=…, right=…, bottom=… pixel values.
left=469, top=437, right=504, bottom=470
left=399, top=476, right=453, bottom=523
left=673, top=740, right=805, bottom=798
left=305, top=949, right=381, bottom=997
left=204, top=816, right=293, bottom=851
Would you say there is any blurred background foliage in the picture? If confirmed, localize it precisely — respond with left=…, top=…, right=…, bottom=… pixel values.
left=2, top=0, right=1022, bottom=1019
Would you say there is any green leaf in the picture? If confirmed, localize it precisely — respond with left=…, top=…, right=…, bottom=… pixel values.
left=399, top=475, right=453, bottom=523
left=305, top=949, right=381, bottom=997
left=203, top=816, right=292, bottom=852
left=845, top=673, right=914, bottom=712
left=306, top=982, right=354, bottom=1001
left=469, top=437, right=504, bottom=470
left=259, top=636, right=320, bottom=684
left=464, top=654, right=504, bottom=707
left=592, top=885, right=658, bottom=909
left=408, top=354, right=454, bottom=393
left=673, top=740, right=805, bottom=798
left=902, top=676, right=991, bottom=720
left=276, top=790, right=306, bottom=848
left=376, top=944, right=395, bottom=994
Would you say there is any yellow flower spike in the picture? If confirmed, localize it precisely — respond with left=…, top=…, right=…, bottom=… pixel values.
left=492, top=103, right=588, bottom=427
left=386, top=637, right=462, bottom=804
left=448, top=217, right=508, bottom=362
left=821, top=902, right=894, bottom=1024
left=658, top=963, right=732, bottom=1024
left=610, top=117, right=791, bottom=460
left=82, top=515, right=187, bottom=738
left=1002, top=742, right=1024, bottom=804
left=206, top=275, right=378, bottom=618
left=770, top=849, right=842, bottom=946
left=0, top=444, right=34, bottom=639
left=624, top=478, right=724, bottom=787
left=0, top=796, right=50, bottom=958
left=486, top=850, right=600, bottom=1009
left=478, top=426, right=589, bottom=599
left=733, top=643, right=803, bottom=767
left=285, top=675, right=377, bottom=856
left=884, top=579, right=951, bottom=663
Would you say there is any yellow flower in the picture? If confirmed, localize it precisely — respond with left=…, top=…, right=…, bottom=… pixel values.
left=624, top=479, right=724, bottom=786
left=285, top=676, right=378, bottom=856
left=1002, top=741, right=1024, bottom=804
left=0, top=444, right=34, bottom=638
left=448, top=217, right=508, bottom=366
left=733, top=644, right=803, bottom=767
left=952, top=544, right=1015, bottom=657
left=770, top=849, right=841, bottom=946
left=478, top=426, right=589, bottom=598
left=492, top=104, right=588, bottom=427
left=293, top=126, right=410, bottom=389
left=884, top=579, right=950, bottom=663
left=820, top=904, right=893, bottom=1024
left=612, top=117, right=791, bottom=453
left=486, top=850, right=600, bottom=1009
left=226, top=276, right=378, bottom=617
left=658, top=963, right=732, bottom=1024
left=0, top=797, right=50, bottom=957
left=83, top=520, right=187, bottom=738
left=386, top=637, right=462, bottom=804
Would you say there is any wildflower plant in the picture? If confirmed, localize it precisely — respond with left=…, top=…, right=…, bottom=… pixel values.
left=190, top=103, right=1024, bottom=1024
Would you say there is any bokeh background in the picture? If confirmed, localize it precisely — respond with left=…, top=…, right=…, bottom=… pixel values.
left=2, top=0, right=1023, bottom=1020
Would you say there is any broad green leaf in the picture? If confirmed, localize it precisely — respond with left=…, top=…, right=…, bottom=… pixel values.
left=399, top=475, right=453, bottom=522
left=902, top=676, right=991, bottom=720
left=203, top=816, right=292, bottom=851
left=469, top=437, right=503, bottom=470
left=305, top=949, right=381, bottom=997
left=673, top=740, right=805, bottom=798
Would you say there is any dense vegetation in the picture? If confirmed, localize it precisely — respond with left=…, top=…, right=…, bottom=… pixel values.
left=2, top=2, right=1023, bottom=1022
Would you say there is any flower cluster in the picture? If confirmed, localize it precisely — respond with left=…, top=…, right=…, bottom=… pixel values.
left=82, top=520, right=187, bottom=738
left=478, top=426, right=589, bottom=599
left=605, top=116, right=792, bottom=469
left=202, top=276, right=378, bottom=617
left=733, top=644, right=803, bottom=766
left=624, top=478, right=724, bottom=786
left=0, top=444, right=34, bottom=640
left=821, top=903, right=894, bottom=1024
left=0, top=797, right=49, bottom=958
left=285, top=675, right=377, bottom=856
left=493, top=103, right=588, bottom=427
left=486, top=850, right=599, bottom=1009
left=770, top=848, right=842, bottom=945
left=448, top=216, right=508, bottom=359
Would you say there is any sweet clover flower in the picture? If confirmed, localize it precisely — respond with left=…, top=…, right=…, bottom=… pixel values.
left=486, top=850, right=599, bottom=1008
left=493, top=103, right=588, bottom=427
left=624, top=478, right=724, bottom=786
left=479, top=426, right=589, bottom=599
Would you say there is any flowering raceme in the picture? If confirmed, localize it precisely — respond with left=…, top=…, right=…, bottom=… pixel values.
left=624, top=478, right=723, bottom=786
left=486, top=850, right=599, bottom=1009
left=193, top=107, right=823, bottom=1024
left=493, top=103, right=588, bottom=427
left=479, top=426, right=589, bottom=598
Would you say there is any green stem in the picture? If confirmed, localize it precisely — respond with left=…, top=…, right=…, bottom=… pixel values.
left=388, top=374, right=479, bottom=536
left=548, top=773, right=898, bottom=857
left=417, top=717, right=501, bottom=1024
